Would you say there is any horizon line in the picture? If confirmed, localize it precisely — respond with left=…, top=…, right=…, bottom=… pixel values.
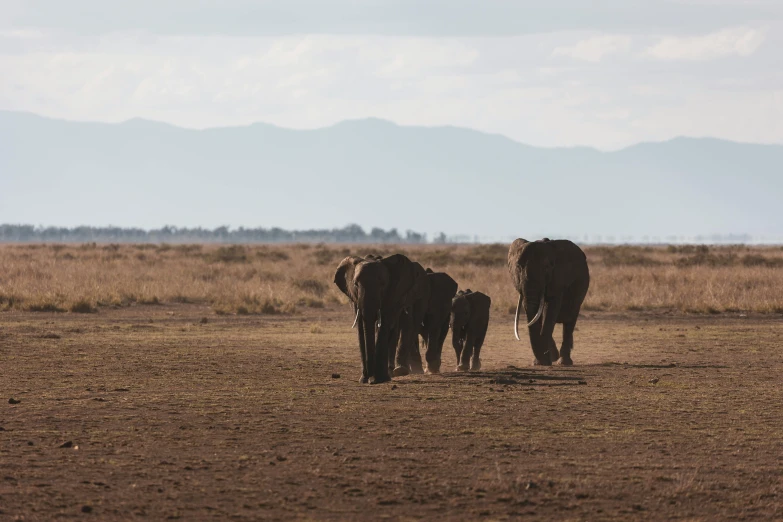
left=4, top=109, right=783, bottom=153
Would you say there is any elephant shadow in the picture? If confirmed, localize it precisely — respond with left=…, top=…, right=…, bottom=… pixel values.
left=438, top=366, right=587, bottom=386
left=594, top=362, right=729, bottom=369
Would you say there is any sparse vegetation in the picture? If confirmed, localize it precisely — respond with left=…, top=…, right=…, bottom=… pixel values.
left=1, top=243, right=782, bottom=315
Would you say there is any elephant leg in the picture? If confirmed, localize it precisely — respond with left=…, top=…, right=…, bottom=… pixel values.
left=356, top=310, right=369, bottom=383
left=424, top=318, right=444, bottom=374
left=437, top=319, right=449, bottom=355
left=391, top=323, right=408, bottom=374
left=393, top=312, right=415, bottom=377
left=458, top=332, right=475, bottom=372
left=531, top=298, right=561, bottom=366
left=362, top=313, right=378, bottom=383
left=407, top=336, right=425, bottom=374
left=388, top=324, right=401, bottom=374
left=557, top=320, right=576, bottom=366
left=470, top=327, right=486, bottom=371
left=549, top=337, right=560, bottom=363
left=371, top=321, right=392, bottom=385
left=408, top=305, right=427, bottom=374
left=453, top=335, right=462, bottom=366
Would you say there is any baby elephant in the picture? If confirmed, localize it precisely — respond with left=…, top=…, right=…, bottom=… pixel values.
left=450, top=290, right=491, bottom=372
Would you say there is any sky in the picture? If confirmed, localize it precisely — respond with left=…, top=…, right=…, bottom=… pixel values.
left=2, top=0, right=783, bottom=150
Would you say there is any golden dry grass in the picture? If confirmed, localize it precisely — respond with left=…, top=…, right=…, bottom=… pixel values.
left=1, top=242, right=782, bottom=316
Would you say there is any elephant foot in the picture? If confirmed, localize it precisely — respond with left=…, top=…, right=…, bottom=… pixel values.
left=369, top=373, right=392, bottom=385
left=359, top=375, right=369, bottom=384
left=392, top=366, right=410, bottom=377
left=456, top=363, right=469, bottom=372
left=470, top=358, right=481, bottom=371
left=409, top=365, right=425, bottom=375
left=533, top=358, right=552, bottom=366
left=555, top=357, right=574, bottom=366
left=424, top=366, right=440, bottom=375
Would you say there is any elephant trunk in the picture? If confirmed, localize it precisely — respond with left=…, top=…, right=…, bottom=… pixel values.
left=524, top=289, right=552, bottom=365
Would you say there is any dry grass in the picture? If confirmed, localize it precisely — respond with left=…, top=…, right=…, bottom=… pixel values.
left=1, top=243, right=782, bottom=315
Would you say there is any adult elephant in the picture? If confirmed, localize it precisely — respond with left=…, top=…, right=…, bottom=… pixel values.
left=334, top=254, right=427, bottom=384
left=391, top=261, right=431, bottom=376
left=416, top=269, right=458, bottom=374
left=507, top=238, right=590, bottom=366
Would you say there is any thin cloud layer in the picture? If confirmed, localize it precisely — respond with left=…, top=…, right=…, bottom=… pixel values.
left=646, top=26, right=767, bottom=61
left=552, top=35, right=632, bottom=62
left=1, top=3, right=782, bottom=149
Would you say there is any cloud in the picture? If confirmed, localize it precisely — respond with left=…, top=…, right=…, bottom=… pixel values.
left=1, top=26, right=783, bottom=150
left=3, top=0, right=783, bottom=37
left=552, top=35, right=632, bottom=62
left=646, top=26, right=766, bottom=61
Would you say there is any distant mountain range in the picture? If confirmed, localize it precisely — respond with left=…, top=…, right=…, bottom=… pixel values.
left=1, top=110, right=781, bottom=242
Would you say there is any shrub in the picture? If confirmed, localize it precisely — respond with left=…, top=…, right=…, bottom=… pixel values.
left=459, top=244, right=508, bottom=267
left=314, top=247, right=351, bottom=266
left=292, top=278, right=328, bottom=297
left=207, top=245, right=248, bottom=263
left=676, top=253, right=736, bottom=267
left=70, top=299, right=98, bottom=313
left=25, top=300, right=66, bottom=313
left=594, top=246, right=660, bottom=267
left=667, top=245, right=709, bottom=255
left=297, top=297, right=325, bottom=308
left=741, top=255, right=783, bottom=268
left=256, top=248, right=290, bottom=262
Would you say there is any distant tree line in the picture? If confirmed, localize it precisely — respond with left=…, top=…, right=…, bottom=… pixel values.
left=0, top=224, right=428, bottom=244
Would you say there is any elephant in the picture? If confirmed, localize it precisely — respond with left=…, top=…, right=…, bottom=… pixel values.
left=333, top=254, right=428, bottom=384
left=389, top=261, right=431, bottom=376
left=450, top=290, right=491, bottom=372
left=507, top=238, right=590, bottom=366
left=416, top=268, right=459, bottom=374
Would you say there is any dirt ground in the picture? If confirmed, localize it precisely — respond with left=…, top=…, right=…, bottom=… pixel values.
left=1, top=305, right=782, bottom=521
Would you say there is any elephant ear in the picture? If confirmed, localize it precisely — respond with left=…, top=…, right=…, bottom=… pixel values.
left=333, top=256, right=363, bottom=298
left=507, top=238, right=530, bottom=286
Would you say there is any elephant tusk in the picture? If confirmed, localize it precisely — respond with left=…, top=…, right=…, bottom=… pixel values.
left=351, top=308, right=360, bottom=329
left=540, top=301, right=549, bottom=335
left=377, top=309, right=382, bottom=328
left=514, top=294, right=523, bottom=341
left=527, top=294, right=546, bottom=328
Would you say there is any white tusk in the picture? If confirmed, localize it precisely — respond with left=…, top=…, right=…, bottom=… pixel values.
left=377, top=309, right=382, bottom=328
left=351, top=308, right=360, bottom=329
left=527, top=294, right=546, bottom=328
left=513, top=294, right=523, bottom=341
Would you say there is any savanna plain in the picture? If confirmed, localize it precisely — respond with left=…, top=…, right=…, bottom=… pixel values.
left=2, top=243, right=782, bottom=520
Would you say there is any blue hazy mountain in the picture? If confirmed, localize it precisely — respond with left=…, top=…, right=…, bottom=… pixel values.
left=1, top=110, right=781, bottom=241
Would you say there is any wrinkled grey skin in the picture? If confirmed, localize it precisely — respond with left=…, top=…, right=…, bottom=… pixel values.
left=333, top=254, right=427, bottom=384
left=417, top=269, right=459, bottom=374
left=507, top=238, right=590, bottom=366
left=450, top=290, right=491, bottom=372
left=391, top=261, right=431, bottom=376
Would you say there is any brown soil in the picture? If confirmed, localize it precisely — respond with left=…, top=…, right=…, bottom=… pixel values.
left=1, top=305, right=782, bottom=520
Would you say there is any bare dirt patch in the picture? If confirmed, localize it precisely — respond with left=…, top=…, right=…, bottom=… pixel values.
left=2, top=305, right=782, bottom=520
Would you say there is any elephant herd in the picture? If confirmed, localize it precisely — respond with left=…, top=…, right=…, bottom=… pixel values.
left=334, top=238, right=590, bottom=384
